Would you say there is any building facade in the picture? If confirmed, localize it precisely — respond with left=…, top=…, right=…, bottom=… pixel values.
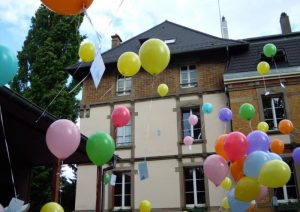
left=72, top=15, right=300, bottom=211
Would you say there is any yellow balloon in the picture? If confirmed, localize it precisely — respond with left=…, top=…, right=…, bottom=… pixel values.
left=157, top=83, right=169, bottom=97
left=235, top=177, right=260, bottom=202
left=257, top=61, right=270, bottom=75
left=221, top=177, right=232, bottom=191
left=139, top=38, right=170, bottom=76
left=258, top=160, right=291, bottom=188
left=40, top=202, right=64, bottom=212
left=139, top=200, right=152, bottom=212
left=79, top=42, right=95, bottom=62
left=221, top=197, right=230, bottom=209
left=257, top=121, right=269, bottom=132
left=117, top=52, right=141, bottom=77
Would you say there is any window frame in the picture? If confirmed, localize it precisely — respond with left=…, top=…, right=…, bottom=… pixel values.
left=116, top=121, right=132, bottom=147
left=180, top=65, right=197, bottom=88
left=181, top=107, right=202, bottom=141
left=116, top=75, right=132, bottom=96
left=184, top=167, right=206, bottom=208
left=113, top=171, right=131, bottom=210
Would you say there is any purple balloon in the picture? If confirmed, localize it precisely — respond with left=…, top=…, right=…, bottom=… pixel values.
left=218, top=108, right=232, bottom=122
left=247, top=130, right=270, bottom=154
left=292, top=147, right=300, bottom=164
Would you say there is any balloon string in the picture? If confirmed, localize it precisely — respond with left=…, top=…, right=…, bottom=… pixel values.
left=69, top=72, right=90, bottom=94
left=59, top=160, right=63, bottom=205
left=0, top=105, right=17, bottom=198
left=249, top=120, right=253, bottom=131
left=83, top=8, right=102, bottom=48
left=262, top=76, right=268, bottom=94
left=223, top=122, right=227, bottom=134
left=105, top=0, right=126, bottom=32
left=273, top=58, right=285, bottom=88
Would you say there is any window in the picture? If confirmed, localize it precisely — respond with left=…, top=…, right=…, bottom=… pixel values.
left=182, top=108, right=202, bottom=140
left=262, top=94, right=286, bottom=131
left=116, top=121, right=132, bottom=147
left=274, top=158, right=298, bottom=203
left=180, top=65, right=197, bottom=88
left=116, top=75, right=131, bottom=96
left=113, top=172, right=131, bottom=209
left=184, top=167, right=206, bottom=207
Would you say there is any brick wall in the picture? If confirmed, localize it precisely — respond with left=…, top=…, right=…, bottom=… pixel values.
left=287, top=84, right=300, bottom=143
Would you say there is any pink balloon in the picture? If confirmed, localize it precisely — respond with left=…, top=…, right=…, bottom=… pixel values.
left=188, top=114, right=198, bottom=126
left=184, top=136, right=194, bottom=145
left=111, top=106, right=131, bottom=127
left=46, top=119, right=81, bottom=159
left=0, top=204, right=4, bottom=212
left=224, top=131, right=248, bottom=162
left=256, top=186, right=268, bottom=201
left=204, top=154, right=228, bottom=186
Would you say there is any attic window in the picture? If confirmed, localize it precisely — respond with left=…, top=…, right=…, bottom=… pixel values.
left=260, top=49, right=288, bottom=63
left=139, top=38, right=149, bottom=44
left=164, top=39, right=176, bottom=44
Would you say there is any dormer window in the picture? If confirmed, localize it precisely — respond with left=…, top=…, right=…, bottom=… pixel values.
left=260, top=49, right=288, bottom=64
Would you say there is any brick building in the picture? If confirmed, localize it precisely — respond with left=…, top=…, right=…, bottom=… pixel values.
left=69, top=13, right=300, bottom=211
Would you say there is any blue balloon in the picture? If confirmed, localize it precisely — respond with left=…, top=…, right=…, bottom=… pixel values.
left=218, top=107, right=232, bottom=122
left=244, top=151, right=270, bottom=178
left=268, top=152, right=283, bottom=161
left=202, top=102, right=213, bottom=114
left=228, top=189, right=251, bottom=212
left=247, top=130, right=270, bottom=154
left=0, top=45, right=18, bottom=86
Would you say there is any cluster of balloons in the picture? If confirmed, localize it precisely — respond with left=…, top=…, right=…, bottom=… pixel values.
left=117, top=38, right=171, bottom=97
left=0, top=44, right=18, bottom=86
left=41, top=0, right=94, bottom=16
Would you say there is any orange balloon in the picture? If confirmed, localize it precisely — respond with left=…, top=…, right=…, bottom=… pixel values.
left=278, top=119, right=294, bottom=134
left=270, top=139, right=284, bottom=154
left=215, top=134, right=228, bottom=160
left=248, top=203, right=256, bottom=211
left=230, top=156, right=245, bottom=182
left=41, top=0, right=93, bottom=15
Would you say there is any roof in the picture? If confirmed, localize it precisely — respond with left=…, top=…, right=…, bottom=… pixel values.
left=227, top=32, right=300, bottom=73
left=67, top=20, right=247, bottom=79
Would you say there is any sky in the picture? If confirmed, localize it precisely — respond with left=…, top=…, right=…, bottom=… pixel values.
left=1, top=0, right=300, bottom=55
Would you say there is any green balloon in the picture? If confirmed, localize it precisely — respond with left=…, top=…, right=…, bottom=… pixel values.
left=239, top=103, right=256, bottom=121
left=86, top=132, right=115, bottom=166
left=103, top=172, right=111, bottom=185
left=263, top=43, right=277, bottom=58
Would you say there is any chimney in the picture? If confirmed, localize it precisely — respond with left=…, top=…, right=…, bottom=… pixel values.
left=221, top=16, right=229, bottom=39
left=280, top=12, right=292, bottom=34
left=111, top=34, right=122, bottom=48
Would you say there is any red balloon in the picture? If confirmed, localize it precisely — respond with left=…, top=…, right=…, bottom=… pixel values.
left=111, top=106, right=131, bottom=127
left=224, top=131, right=248, bottom=162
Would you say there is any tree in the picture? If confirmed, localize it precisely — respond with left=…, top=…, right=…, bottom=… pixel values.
left=10, top=5, right=84, bottom=212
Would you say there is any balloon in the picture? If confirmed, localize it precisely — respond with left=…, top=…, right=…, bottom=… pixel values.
left=268, top=152, right=282, bottom=161
left=188, top=114, right=198, bottom=126
left=157, top=83, right=169, bottom=97
left=0, top=44, right=18, bottom=86
left=103, top=172, right=111, bottom=185
left=139, top=38, right=170, bottom=76
left=215, top=134, right=229, bottom=160
left=111, top=106, right=131, bottom=127
left=139, top=200, right=152, bottom=212
left=202, top=103, right=213, bottom=114
left=228, top=189, right=251, bottom=212
left=258, top=160, right=291, bottom=188
left=292, top=147, right=300, bottom=164
left=244, top=151, right=270, bottom=178
left=41, top=0, right=93, bottom=15
left=46, top=119, right=81, bottom=159
left=0, top=204, right=4, bottom=212
left=183, top=136, right=193, bottom=146
left=41, top=202, right=64, bottom=212
left=270, top=139, right=284, bottom=154
left=247, top=130, right=270, bottom=154
left=278, top=119, right=294, bottom=134
left=86, top=132, right=115, bottom=166
left=203, top=154, right=228, bottom=186
left=257, top=121, right=269, bottom=132
left=248, top=201, right=256, bottom=211
left=224, top=131, right=248, bottom=162
left=239, top=103, right=256, bottom=121
left=78, top=42, right=95, bottom=62
left=218, top=108, right=232, bottom=122
left=221, top=177, right=232, bottom=191
left=221, top=197, right=230, bottom=209
left=257, top=61, right=270, bottom=75
left=263, top=43, right=277, bottom=58
left=117, top=52, right=141, bottom=77
left=256, top=186, right=268, bottom=201
left=230, top=156, right=246, bottom=182
left=235, top=177, right=260, bottom=202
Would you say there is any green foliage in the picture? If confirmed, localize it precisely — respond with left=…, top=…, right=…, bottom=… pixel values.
left=10, top=5, right=84, bottom=211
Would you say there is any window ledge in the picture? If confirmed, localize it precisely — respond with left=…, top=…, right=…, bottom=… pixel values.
left=179, top=139, right=206, bottom=145
left=116, top=145, right=132, bottom=150
left=267, top=130, right=281, bottom=135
